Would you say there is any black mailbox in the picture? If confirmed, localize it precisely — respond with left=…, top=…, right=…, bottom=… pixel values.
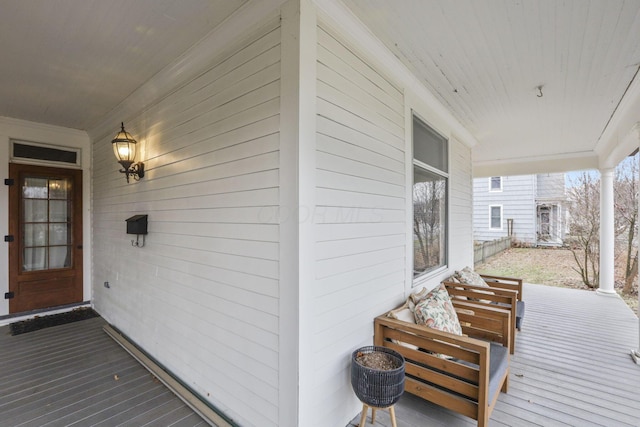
left=126, top=214, right=148, bottom=235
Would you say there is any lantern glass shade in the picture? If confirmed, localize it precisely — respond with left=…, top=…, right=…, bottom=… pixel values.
left=111, top=123, right=137, bottom=168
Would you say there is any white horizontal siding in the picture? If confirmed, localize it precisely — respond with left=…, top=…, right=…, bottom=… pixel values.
left=473, top=175, right=536, bottom=243
left=310, top=22, right=405, bottom=427
left=449, top=137, right=474, bottom=269
left=537, top=173, right=566, bottom=200
left=92, top=19, right=281, bottom=427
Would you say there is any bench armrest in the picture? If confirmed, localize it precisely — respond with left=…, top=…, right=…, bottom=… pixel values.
left=480, top=274, right=523, bottom=301
left=443, top=281, right=517, bottom=353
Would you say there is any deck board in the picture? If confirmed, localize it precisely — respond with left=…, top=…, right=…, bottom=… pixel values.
left=349, top=283, right=640, bottom=426
left=0, top=316, right=207, bottom=427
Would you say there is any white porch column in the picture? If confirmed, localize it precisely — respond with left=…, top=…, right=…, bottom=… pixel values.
left=597, top=168, right=616, bottom=295
left=280, top=0, right=318, bottom=423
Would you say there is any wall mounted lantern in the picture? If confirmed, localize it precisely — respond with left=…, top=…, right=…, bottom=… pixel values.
left=112, top=122, right=144, bottom=183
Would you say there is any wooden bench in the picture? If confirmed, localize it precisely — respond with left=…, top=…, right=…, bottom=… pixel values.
left=374, top=305, right=511, bottom=427
left=443, top=281, right=519, bottom=354
left=479, top=274, right=525, bottom=331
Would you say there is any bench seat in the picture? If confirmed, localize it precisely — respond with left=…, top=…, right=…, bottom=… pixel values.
left=374, top=305, right=511, bottom=427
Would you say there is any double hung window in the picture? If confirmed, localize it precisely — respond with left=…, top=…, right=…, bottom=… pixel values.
left=412, top=115, right=448, bottom=278
left=490, top=205, right=503, bottom=229
left=490, top=176, right=502, bottom=191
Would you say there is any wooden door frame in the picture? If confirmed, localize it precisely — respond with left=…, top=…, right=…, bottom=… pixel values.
left=8, top=163, right=83, bottom=314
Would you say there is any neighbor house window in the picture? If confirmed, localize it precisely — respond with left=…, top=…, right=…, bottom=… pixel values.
left=490, top=176, right=502, bottom=191
left=490, top=205, right=503, bottom=229
left=413, top=115, right=448, bottom=278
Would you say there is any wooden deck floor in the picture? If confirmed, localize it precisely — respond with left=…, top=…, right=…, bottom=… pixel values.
left=349, top=283, right=640, bottom=427
left=1, top=284, right=638, bottom=427
left=0, top=316, right=207, bottom=427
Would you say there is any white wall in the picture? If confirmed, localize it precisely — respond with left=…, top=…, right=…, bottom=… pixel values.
left=88, top=1, right=478, bottom=425
left=449, top=136, right=474, bottom=269
left=473, top=175, right=536, bottom=244
left=310, top=20, right=407, bottom=424
left=90, top=16, right=283, bottom=427
left=0, top=117, right=91, bottom=317
left=536, top=173, right=566, bottom=201
left=307, top=9, right=476, bottom=425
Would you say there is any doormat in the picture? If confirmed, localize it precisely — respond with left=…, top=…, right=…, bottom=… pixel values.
left=9, top=307, right=99, bottom=336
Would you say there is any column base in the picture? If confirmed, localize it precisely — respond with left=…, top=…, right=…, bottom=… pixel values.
left=595, top=288, right=618, bottom=296
left=630, top=349, right=640, bottom=365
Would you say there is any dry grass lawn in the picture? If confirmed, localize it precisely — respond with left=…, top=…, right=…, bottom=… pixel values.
left=475, top=247, right=638, bottom=315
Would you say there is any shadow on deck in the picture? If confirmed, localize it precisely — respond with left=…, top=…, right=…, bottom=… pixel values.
left=350, top=283, right=640, bottom=427
left=0, top=316, right=207, bottom=427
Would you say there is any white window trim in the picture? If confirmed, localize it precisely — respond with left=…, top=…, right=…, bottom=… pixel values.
left=10, top=139, right=82, bottom=169
left=410, top=112, right=449, bottom=284
left=489, top=205, right=503, bottom=230
left=489, top=176, right=502, bottom=192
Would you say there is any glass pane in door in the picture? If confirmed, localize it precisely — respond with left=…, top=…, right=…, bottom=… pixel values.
left=23, top=199, right=48, bottom=222
left=22, top=175, right=73, bottom=272
left=49, top=200, right=68, bottom=222
left=23, top=248, right=47, bottom=271
left=23, top=177, right=48, bottom=198
left=49, top=179, right=68, bottom=199
left=49, top=246, right=71, bottom=269
left=24, top=224, right=48, bottom=246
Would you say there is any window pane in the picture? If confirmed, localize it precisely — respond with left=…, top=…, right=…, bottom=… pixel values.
left=23, top=199, right=48, bottom=222
left=49, top=200, right=69, bottom=222
left=49, top=223, right=70, bottom=245
left=413, top=116, right=448, bottom=172
left=490, top=176, right=501, bottom=190
left=24, top=247, right=47, bottom=271
left=49, top=179, right=69, bottom=199
left=23, top=177, right=48, bottom=198
left=24, top=224, right=48, bottom=247
left=13, top=142, right=78, bottom=164
left=413, top=166, right=447, bottom=276
left=491, top=206, right=501, bottom=228
left=49, top=246, right=71, bottom=269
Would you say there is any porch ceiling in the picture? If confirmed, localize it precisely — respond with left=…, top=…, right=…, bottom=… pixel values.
left=343, top=0, right=640, bottom=176
left=0, top=0, right=247, bottom=131
left=1, top=1, right=639, bottom=175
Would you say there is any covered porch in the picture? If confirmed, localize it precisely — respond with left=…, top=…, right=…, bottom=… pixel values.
left=1, top=1, right=640, bottom=425
left=2, top=283, right=637, bottom=427
left=350, top=283, right=640, bottom=426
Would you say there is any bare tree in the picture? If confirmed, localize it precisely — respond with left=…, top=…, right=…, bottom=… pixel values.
left=567, top=172, right=600, bottom=288
left=614, top=154, right=639, bottom=295
left=567, top=154, right=639, bottom=293
left=413, top=177, right=445, bottom=275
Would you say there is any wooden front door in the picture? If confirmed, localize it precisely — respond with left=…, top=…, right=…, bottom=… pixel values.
left=8, top=163, right=83, bottom=313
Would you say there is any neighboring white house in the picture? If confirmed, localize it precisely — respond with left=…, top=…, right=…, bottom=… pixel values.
left=473, top=174, right=568, bottom=246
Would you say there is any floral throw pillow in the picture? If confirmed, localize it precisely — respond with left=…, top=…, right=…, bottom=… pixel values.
left=454, top=266, right=495, bottom=302
left=454, top=266, right=489, bottom=288
left=413, top=284, right=463, bottom=336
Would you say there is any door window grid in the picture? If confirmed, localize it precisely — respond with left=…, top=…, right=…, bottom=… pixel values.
left=22, top=177, right=72, bottom=271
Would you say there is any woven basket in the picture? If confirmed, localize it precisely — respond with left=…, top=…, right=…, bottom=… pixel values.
left=351, top=346, right=405, bottom=408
